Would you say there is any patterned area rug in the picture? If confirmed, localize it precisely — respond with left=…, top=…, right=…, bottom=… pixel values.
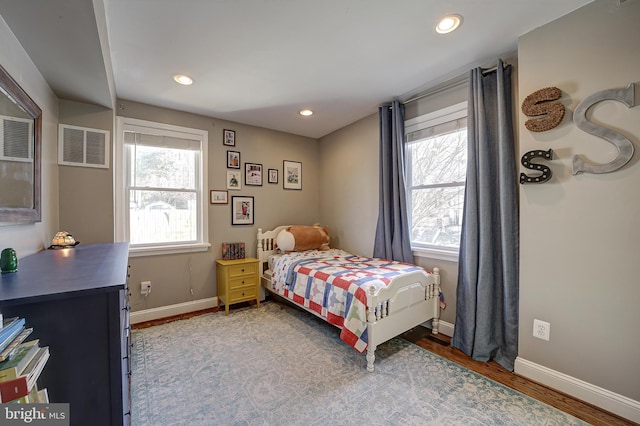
left=131, top=302, right=586, bottom=425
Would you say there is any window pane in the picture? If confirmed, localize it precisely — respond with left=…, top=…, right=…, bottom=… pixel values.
left=408, top=128, right=467, bottom=186
left=129, top=190, right=197, bottom=244
left=128, top=145, right=196, bottom=189
left=411, top=186, right=464, bottom=248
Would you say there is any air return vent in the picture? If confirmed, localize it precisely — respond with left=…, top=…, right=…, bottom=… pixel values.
left=1, top=115, right=33, bottom=161
left=58, top=124, right=110, bottom=168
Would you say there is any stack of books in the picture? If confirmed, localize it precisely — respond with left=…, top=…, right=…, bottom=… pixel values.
left=0, top=316, right=50, bottom=403
left=222, top=242, right=245, bottom=260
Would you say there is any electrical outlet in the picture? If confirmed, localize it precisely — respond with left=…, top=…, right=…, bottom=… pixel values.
left=141, top=281, right=151, bottom=296
left=533, top=319, right=550, bottom=341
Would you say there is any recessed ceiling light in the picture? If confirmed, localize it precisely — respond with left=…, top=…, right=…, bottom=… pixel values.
left=299, top=109, right=313, bottom=116
left=436, top=14, right=462, bottom=34
left=173, top=74, right=194, bottom=85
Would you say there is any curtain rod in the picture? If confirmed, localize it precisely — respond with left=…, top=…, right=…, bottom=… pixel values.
left=402, top=74, right=468, bottom=105
left=402, top=61, right=507, bottom=105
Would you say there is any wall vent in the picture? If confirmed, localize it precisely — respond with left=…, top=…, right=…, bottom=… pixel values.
left=0, top=115, right=33, bottom=162
left=58, top=124, right=110, bottom=168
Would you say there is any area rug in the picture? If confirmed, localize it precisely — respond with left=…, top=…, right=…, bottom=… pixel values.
left=131, top=302, right=586, bottom=425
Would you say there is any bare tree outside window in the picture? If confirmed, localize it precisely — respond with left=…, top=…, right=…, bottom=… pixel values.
left=406, top=125, right=467, bottom=250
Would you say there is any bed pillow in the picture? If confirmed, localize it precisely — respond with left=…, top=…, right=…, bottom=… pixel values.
left=275, top=229, right=296, bottom=252
left=276, top=224, right=330, bottom=252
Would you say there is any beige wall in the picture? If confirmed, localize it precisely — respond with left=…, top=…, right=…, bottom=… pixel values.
left=517, top=0, right=640, bottom=402
left=116, top=100, right=320, bottom=310
left=0, top=14, right=59, bottom=257
left=319, top=113, right=378, bottom=256
left=58, top=100, right=114, bottom=244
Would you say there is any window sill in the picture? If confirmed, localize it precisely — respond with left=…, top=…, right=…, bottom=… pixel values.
left=412, top=246, right=459, bottom=263
left=129, top=242, right=211, bottom=257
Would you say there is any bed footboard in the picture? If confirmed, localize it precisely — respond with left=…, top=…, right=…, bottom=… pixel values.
left=365, top=267, right=440, bottom=372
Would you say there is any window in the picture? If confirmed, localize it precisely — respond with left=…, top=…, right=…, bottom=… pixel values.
left=115, top=117, right=209, bottom=256
left=405, top=102, right=467, bottom=261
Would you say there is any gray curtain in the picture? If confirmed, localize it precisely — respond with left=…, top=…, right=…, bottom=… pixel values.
left=452, top=60, right=519, bottom=371
left=373, top=100, right=413, bottom=262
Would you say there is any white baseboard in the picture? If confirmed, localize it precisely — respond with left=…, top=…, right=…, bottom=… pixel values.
left=421, top=319, right=454, bottom=337
left=131, top=297, right=218, bottom=324
left=515, top=357, right=640, bottom=423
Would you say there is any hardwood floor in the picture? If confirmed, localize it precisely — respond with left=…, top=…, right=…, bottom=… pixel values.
left=401, top=327, right=637, bottom=426
left=133, top=302, right=637, bottom=426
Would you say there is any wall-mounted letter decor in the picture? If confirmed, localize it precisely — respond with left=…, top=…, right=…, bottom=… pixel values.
left=521, top=87, right=565, bottom=132
left=520, top=149, right=554, bottom=184
left=572, top=83, right=636, bottom=175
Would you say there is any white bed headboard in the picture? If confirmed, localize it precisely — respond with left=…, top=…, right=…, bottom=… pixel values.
left=257, top=226, right=290, bottom=275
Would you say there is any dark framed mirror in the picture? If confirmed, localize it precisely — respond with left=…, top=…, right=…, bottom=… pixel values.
left=0, top=64, right=41, bottom=223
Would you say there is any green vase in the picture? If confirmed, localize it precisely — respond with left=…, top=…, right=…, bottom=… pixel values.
left=0, top=248, right=18, bottom=273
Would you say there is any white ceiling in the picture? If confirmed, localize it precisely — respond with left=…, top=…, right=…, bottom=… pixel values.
left=0, top=0, right=594, bottom=139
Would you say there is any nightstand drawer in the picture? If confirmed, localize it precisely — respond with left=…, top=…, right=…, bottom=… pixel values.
left=229, top=276, right=256, bottom=289
left=229, top=286, right=257, bottom=302
left=227, top=262, right=257, bottom=278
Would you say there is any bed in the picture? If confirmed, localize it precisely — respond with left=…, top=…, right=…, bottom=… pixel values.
left=257, top=226, right=441, bottom=372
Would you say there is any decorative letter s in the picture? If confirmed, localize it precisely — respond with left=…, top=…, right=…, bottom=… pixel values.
left=522, top=87, right=565, bottom=132
left=520, top=149, right=554, bottom=184
left=572, top=83, right=636, bottom=175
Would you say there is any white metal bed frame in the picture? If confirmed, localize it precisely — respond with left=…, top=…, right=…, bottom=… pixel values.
left=257, top=226, right=441, bottom=372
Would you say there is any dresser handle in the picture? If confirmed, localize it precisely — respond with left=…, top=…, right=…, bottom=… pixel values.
left=241, top=268, right=245, bottom=272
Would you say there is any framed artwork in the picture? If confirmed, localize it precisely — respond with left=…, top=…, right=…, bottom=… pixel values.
left=245, top=162, right=263, bottom=186
left=227, top=150, right=240, bottom=169
left=268, top=168, right=278, bottom=184
left=283, top=160, right=302, bottom=190
left=231, top=196, right=254, bottom=225
left=223, top=129, right=235, bottom=146
left=210, top=190, right=228, bottom=204
left=226, top=170, right=242, bottom=190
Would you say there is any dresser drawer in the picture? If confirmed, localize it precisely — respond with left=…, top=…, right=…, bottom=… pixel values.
left=227, top=262, right=257, bottom=278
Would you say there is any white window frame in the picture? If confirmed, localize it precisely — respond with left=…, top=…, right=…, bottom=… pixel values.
left=405, top=101, right=467, bottom=263
left=114, top=117, right=210, bottom=257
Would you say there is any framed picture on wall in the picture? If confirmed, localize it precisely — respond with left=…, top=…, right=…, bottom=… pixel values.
left=268, top=168, right=278, bottom=184
left=210, top=190, right=228, bottom=204
left=245, top=162, right=263, bottom=186
left=231, top=196, right=254, bottom=225
left=223, top=129, right=235, bottom=146
left=283, top=160, right=302, bottom=190
left=227, top=150, right=240, bottom=169
left=226, top=170, right=242, bottom=190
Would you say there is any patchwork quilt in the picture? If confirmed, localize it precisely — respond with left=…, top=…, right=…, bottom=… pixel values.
left=269, top=249, right=430, bottom=353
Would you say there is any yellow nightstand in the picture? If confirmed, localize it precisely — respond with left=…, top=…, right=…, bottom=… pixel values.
left=216, top=257, right=260, bottom=315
